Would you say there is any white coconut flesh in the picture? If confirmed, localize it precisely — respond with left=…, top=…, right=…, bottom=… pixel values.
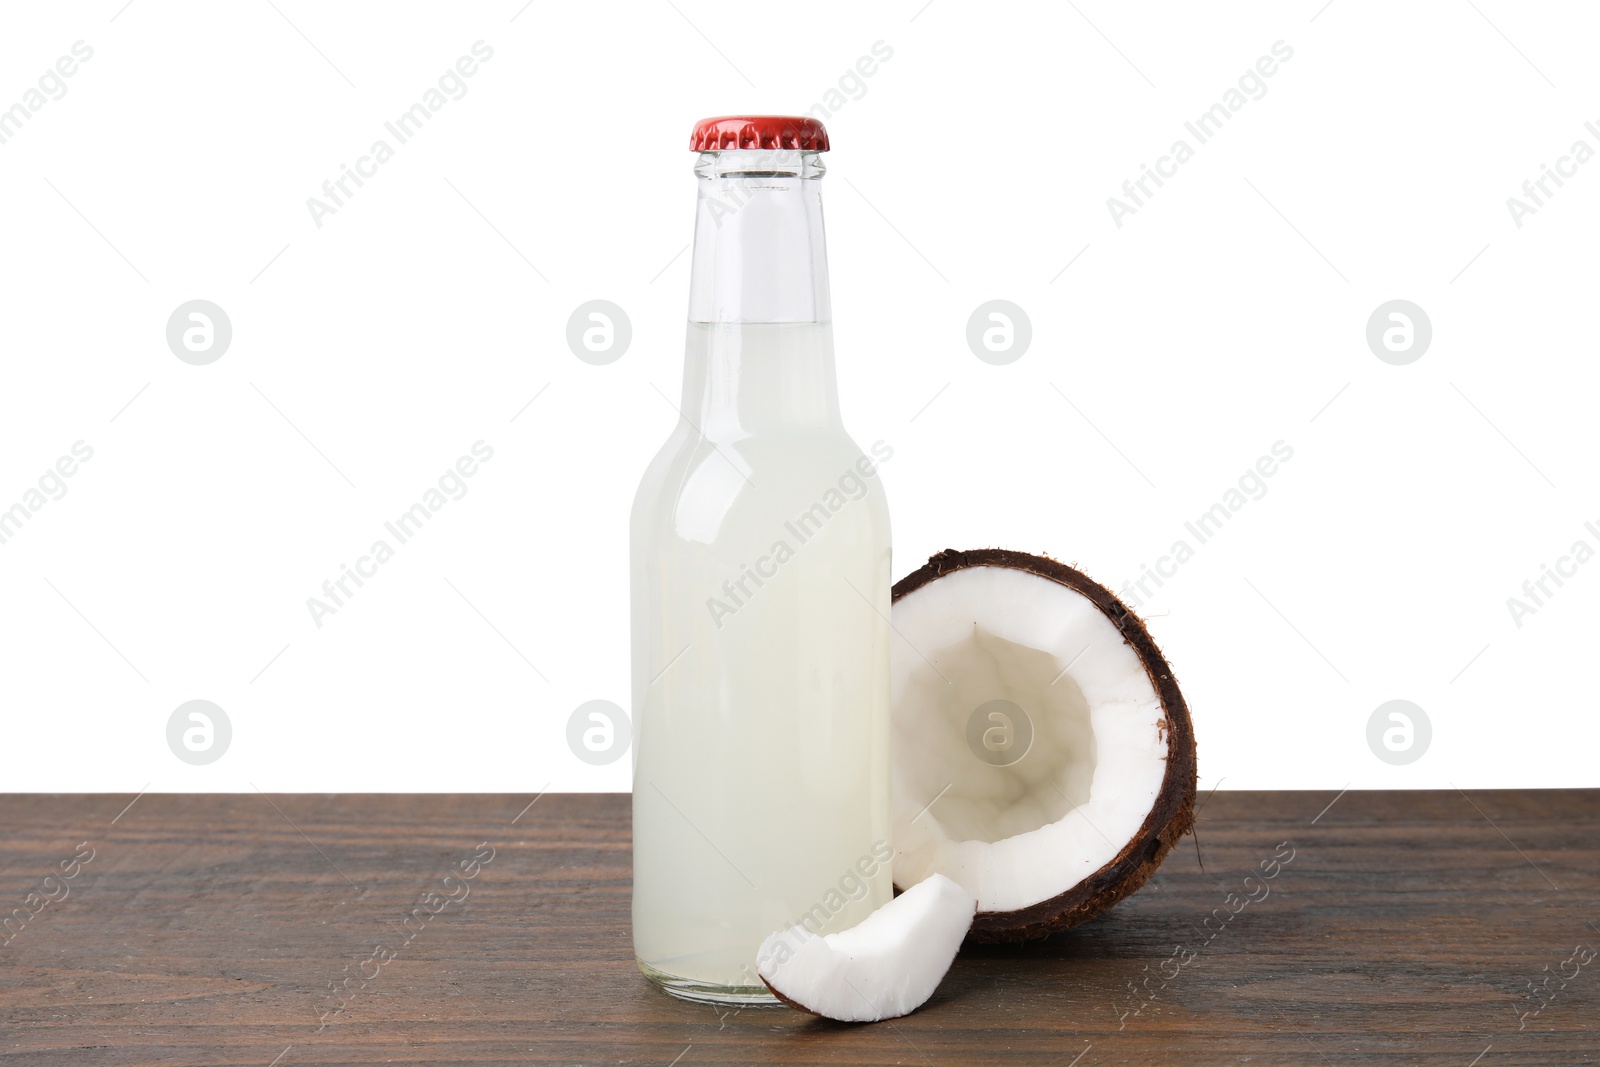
left=891, top=564, right=1169, bottom=915
left=756, top=873, right=976, bottom=1022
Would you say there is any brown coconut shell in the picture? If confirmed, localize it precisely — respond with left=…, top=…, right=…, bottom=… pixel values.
left=760, top=978, right=822, bottom=1016
left=891, top=548, right=1198, bottom=944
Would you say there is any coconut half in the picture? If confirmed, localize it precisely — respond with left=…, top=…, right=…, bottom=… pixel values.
left=756, top=873, right=976, bottom=1022
left=890, top=548, right=1197, bottom=943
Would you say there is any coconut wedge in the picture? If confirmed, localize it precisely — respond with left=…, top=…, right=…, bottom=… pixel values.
left=890, top=549, right=1197, bottom=943
left=755, top=874, right=976, bottom=1022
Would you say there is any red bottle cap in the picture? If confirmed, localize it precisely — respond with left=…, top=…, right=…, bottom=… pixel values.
left=689, top=115, right=829, bottom=152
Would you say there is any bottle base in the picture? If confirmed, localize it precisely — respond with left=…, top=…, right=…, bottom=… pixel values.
left=637, top=959, right=782, bottom=1007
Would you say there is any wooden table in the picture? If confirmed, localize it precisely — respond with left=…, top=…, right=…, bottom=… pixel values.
left=0, top=790, right=1595, bottom=1065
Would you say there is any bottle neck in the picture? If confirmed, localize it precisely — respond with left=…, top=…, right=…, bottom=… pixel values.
left=688, top=149, right=831, bottom=324
left=682, top=149, right=839, bottom=435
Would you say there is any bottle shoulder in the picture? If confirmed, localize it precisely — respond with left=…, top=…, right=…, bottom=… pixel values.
left=632, top=425, right=892, bottom=547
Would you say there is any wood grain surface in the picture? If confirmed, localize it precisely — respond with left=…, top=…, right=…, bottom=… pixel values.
left=0, top=790, right=1595, bottom=1066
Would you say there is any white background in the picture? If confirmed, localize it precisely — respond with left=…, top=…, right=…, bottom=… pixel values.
left=1, top=0, right=1595, bottom=793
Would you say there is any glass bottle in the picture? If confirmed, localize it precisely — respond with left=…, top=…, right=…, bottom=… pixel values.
left=630, top=116, right=893, bottom=1004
